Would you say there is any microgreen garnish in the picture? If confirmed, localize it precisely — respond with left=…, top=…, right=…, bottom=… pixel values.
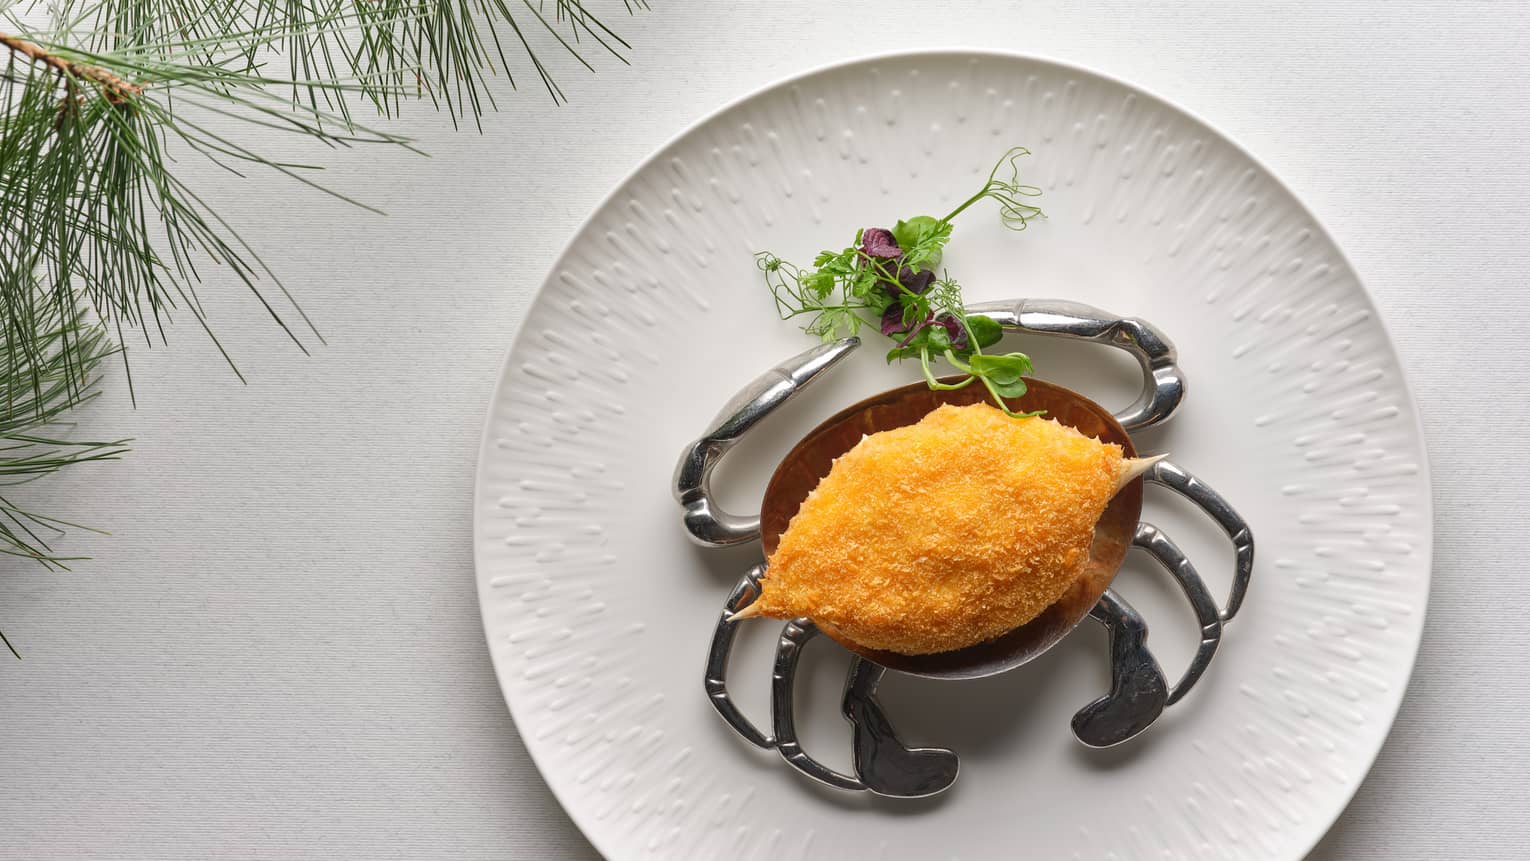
left=757, top=147, right=1045, bottom=417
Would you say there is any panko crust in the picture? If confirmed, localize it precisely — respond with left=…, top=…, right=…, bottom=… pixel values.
left=755, top=402, right=1125, bottom=655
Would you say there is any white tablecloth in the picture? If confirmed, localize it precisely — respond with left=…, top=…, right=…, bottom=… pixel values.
left=3, top=2, right=1524, bottom=858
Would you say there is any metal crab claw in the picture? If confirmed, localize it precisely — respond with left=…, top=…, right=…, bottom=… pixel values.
left=1072, top=589, right=1169, bottom=748
left=674, top=337, right=859, bottom=547
left=843, top=660, right=959, bottom=797
left=966, top=298, right=1185, bottom=431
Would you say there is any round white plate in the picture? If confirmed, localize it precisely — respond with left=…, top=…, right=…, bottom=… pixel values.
left=475, top=51, right=1430, bottom=860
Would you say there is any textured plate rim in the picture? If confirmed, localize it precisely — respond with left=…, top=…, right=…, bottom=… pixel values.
left=472, top=47, right=1434, bottom=861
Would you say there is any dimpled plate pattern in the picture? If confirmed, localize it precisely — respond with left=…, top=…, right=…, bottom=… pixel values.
left=474, top=51, right=1430, bottom=860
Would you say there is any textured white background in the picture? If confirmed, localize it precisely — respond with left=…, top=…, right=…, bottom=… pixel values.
left=1, top=2, right=1524, bottom=858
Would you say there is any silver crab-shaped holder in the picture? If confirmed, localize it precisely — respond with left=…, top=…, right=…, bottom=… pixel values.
left=674, top=299, right=1254, bottom=798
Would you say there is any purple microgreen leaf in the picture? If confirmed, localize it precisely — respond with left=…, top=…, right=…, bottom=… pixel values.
left=885, top=265, right=936, bottom=298
left=935, top=313, right=970, bottom=351
left=859, top=227, right=901, bottom=259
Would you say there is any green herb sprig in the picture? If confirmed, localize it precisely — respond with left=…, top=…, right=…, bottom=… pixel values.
left=758, top=146, right=1045, bottom=416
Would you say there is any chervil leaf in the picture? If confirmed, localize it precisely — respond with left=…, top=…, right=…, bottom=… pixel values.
left=804, top=270, right=835, bottom=298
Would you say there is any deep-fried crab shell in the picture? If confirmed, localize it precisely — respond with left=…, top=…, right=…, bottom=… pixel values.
left=736, top=403, right=1156, bottom=655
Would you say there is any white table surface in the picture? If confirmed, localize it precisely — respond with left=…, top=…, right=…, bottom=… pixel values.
left=3, top=2, right=1526, bottom=858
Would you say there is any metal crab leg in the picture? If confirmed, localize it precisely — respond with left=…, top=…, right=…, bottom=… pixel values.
left=1130, top=523, right=1222, bottom=706
left=769, top=619, right=866, bottom=791
left=966, top=298, right=1186, bottom=431
left=674, top=337, right=859, bottom=547
left=1132, top=457, right=1256, bottom=707
left=1145, top=459, right=1256, bottom=621
left=703, top=565, right=773, bottom=749
left=1072, top=589, right=1170, bottom=748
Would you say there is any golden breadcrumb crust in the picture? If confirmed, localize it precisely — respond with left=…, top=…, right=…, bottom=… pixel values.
left=756, top=402, right=1125, bottom=655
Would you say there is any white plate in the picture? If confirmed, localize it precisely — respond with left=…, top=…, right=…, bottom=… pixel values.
left=474, top=51, right=1431, bottom=860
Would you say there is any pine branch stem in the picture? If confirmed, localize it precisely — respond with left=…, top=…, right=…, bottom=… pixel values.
left=0, top=31, right=143, bottom=101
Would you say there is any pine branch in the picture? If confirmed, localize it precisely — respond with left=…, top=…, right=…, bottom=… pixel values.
left=56, top=0, right=639, bottom=120
left=1, top=1, right=643, bottom=398
left=0, top=41, right=343, bottom=397
left=0, top=31, right=140, bottom=99
left=0, top=1, right=644, bottom=651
